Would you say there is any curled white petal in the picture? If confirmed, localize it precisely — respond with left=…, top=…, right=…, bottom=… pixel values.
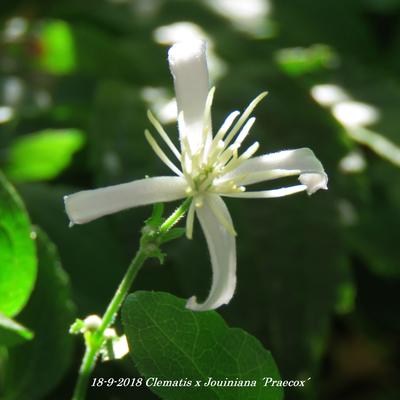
left=187, top=195, right=236, bottom=311
left=64, top=176, right=187, bottom=224
left=221, top=148, right=328, bottom=195
left=298, top=173, right=328, bottom=195
left=168, top=40, right=209, bottom=154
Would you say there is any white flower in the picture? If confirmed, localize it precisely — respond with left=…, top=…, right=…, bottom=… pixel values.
left=64, top=40, right=328, bottom=312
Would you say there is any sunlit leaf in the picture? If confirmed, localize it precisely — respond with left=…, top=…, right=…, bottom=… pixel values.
left=275, top=44, right=338, bottom=76
left=3, top=228, right=75, bottom=400
left=38, top=20, right=76, bottom=74
left=0, top=172, right=36, bottom=317
left=5, top=129, right=85, bottom=182
left=122, top=291, right=283, bottom=400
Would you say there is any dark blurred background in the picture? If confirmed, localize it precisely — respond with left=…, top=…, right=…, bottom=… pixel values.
left=0, top=0, right=400, bottom=399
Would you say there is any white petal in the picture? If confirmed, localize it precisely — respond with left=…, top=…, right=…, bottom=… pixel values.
left=298, top=173, right=328, bottom=194
left=221, top=148, right=328, bottom=194
left=187, top=195, right=236, bottom=311
left=168, top=40, right=209, bottom=154
left=64, top=176, right=187, bottom=224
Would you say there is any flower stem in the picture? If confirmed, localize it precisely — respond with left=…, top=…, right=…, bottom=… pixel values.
left=72, top=199, right=191, bottom=400
left=72, top=249, right=146, bottom=400
left=159, top=197, right=192, bottom=233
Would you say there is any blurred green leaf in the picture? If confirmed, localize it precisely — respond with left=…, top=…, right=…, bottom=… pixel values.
left=38, top=20, right=76, bottom=74
left=5, top=129, right=85, bottom=182
left=0, top=172, right=36, bottom=317
left=0, top=313, right=33, bottom=347
left=3, top=228, right=75, bottom=400
left=275, top=44, right=338, bottom=76
left=334, top=279, right=356, bottom=314
left=122, top=291, right=283, bottom=400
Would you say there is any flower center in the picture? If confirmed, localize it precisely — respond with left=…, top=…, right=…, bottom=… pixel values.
left=184, top=156, right=246, bottom=208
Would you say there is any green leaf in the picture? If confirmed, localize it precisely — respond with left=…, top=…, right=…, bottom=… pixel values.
left=38, top=20, right=76, bottom=74
left=5, top=129, right=85, bottom=182
left=0, top=314, right=33, bottom=347
left=0, top=172, right=36, bottom=317
left=275, top=44, right=337, bottom=76
left=122, top=291, right=283, bottom=400
left=3, top=228, right=76, bottom=400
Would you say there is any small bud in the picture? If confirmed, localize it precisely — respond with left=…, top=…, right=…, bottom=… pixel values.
left=83, top=315, right=102, bottom=331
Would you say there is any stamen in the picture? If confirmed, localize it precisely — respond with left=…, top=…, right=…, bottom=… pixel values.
left=177, top=110, right=195, bottom=179
left=212, top=180, right=244, bottom=194
left=223, top=92, right=268, bottom=149
left=182, top=165, right=195, bottom=191
left=219, top=146, right=235, bottom=166
left=178, top=111, right=192, bottom=160
left=191, top=150, right=203, bottom=173
left=144, top=130, right=183, bottom=176
left=147, top=110, right=181, bottom=160
left=231, top=117, right=256, bottom=149
left=223, top=185, right=307, bottom=198
left=208, top=111, right=240, bottom=163
left=183, top=153, right=193, bottom=175
left=201, top=87, right=216, bottom=150
left=240, top=141, right=260, bottom=160
left=185, top=201, right=196, bottom=239
left=198, top=174, right=214, bottom=191
left=222, top=142, right=260, bottom=175
left=213, top=111, right=241, bottom=143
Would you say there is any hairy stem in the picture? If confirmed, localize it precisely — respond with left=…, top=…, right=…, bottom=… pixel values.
left=72, top=199, right=191, bottom=400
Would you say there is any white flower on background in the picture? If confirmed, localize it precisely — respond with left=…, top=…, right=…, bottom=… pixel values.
left=64, top=40, right=327, bottom=311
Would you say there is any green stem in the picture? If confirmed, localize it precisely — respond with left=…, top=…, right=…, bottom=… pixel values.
left=72, top=249, right=146, bottom=400
left=159, top=197, right=191, bottom=234
left=72, top=199, right=191, bottom=400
